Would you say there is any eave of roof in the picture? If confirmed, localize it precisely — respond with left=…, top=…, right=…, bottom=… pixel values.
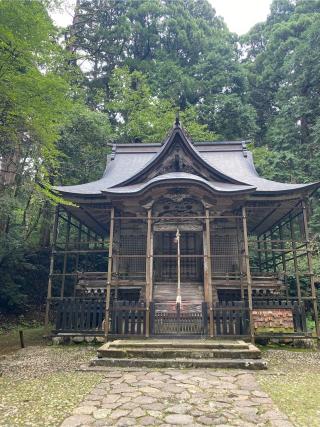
left=101, top=172, right=256, bottom=196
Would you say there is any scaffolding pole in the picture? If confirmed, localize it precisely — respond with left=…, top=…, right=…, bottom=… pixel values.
left=105, top=207, right=115, bottom=340
left=45, top=205, right=59, bottom=331
left=301, top=200, right=320, bottom=339
left=242, top=206, right=255, bottom=343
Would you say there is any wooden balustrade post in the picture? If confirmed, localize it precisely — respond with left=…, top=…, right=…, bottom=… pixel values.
left=45, top=205, right=59, bottom=332
left=242, top=206, right=255, bottom=343
left=105, top=207, right=115, bottom=340
left=301, top=200, right=320, bottom=339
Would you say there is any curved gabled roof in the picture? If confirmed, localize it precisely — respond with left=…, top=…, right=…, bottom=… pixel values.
left=55, top=124, right=319, bottom=197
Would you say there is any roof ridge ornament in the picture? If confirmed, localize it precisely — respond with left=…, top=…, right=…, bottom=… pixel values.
left=175, top=114, right=180, bottom=127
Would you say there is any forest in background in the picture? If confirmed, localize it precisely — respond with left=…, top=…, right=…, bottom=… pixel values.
left=1, top=0, right=320, bottom=315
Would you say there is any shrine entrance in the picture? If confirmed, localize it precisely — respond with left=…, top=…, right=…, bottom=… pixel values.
left=153, top=230, right=203, bottom=283
left=152, top=228, right=206, bottom=336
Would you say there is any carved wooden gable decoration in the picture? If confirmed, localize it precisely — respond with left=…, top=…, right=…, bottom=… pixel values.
left=116, top=127, right=242, bottom=187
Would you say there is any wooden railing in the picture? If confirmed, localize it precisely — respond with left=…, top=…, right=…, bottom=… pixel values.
left=52, top=297, right=308, bottom=337
left=53, top=298, right=147, bottom=335
left=109, top=301, right=146, bottom=336
left=150, top=302, right=207, bottom=336
left=54, top=297, right=105, bottom=333
left=213, top=302, right=250, bottom=336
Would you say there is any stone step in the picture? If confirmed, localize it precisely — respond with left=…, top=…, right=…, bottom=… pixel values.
left=153, top=283, right=204, bottom=303
left=97, top=346, right=261, bottom=360
left=153, top=302, right=203, bottom=312
left=90, top=357, right=267, bottom=370
left=104, top=339, right=251, bottom=350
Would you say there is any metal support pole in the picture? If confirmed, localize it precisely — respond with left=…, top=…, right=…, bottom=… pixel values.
left=242, top=206, right=255, bottom=343
left=302, top=200, right=320, bottom=339
left=105, top=207, right=115, bottom=340
left=60, top=212, right=71, bottom=298
left=45, top=205, right=59, bottom=331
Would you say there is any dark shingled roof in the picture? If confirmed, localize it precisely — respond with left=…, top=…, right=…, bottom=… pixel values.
left=55, top=125, right=319, bottom=198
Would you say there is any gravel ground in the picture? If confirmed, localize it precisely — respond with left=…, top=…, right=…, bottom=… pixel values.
left=0, top=345, right=97, bottom=379
left=256, top=349, right=320, bottom=427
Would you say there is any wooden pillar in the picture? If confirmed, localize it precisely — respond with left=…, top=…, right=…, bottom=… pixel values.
left=289, top=213, right=302, bottom=303
left=203, top=228, right=209, bottom=303
left=113, top=217, right=120, bottom=300
left=236, top=218, right=245, bottom=300
left=205, top=209, right=214, bottom=337
left=60, top=212, right=71, bottom=298
left=145, top=210, right=152, bottom=337
left=242, top=206, right=255, bottom=343
left=150, top=227, right=154, bottom=302
left=44, top=205, right=59, bottom=331
left=302, top=200, right=320, bottom=339
left=104, top=207, right=115, bottom=340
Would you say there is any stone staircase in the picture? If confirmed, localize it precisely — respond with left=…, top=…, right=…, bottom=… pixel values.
left=90, top=339, right=267, bottom=370
left=153, top=282, right=204, bottom=312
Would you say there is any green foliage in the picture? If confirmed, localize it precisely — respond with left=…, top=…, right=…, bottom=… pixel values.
left=242, top=0, right=320, bottom=231
left=70, top=0, right=255, bottom=139
left=57, top=107, right=113, bottom=185
left=106, top=67, right=216, bottom=143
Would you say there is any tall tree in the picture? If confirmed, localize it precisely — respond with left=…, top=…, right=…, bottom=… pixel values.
left=66, top=0, right=256, bottom=139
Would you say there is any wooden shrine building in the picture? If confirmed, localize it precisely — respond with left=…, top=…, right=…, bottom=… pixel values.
left=47, top=122, right=320, bottom=342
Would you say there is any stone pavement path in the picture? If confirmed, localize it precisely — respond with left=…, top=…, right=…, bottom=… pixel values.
left=61, top=369, right=293, bottom=427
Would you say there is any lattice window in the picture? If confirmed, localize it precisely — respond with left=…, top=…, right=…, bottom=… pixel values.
left=119, top=229, right=146, bottom=279
left=211, top=231, right=239, bottom=274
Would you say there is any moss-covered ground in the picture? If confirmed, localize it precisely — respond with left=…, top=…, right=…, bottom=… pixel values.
left=0, top=331, right=103, bottom=427
left=0, top=325, right=45, bottom=355
left=256, top=348, right=320, bottom=427
left=0, top=371, right=103, bottom=427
